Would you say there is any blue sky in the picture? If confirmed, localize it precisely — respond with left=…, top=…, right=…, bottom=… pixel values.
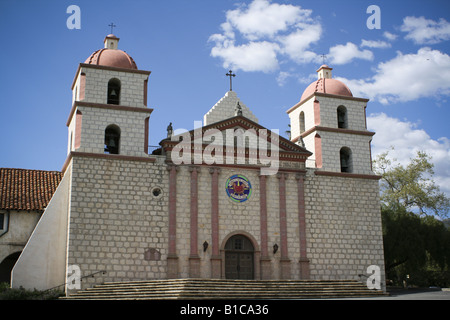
left=0, top=0, right=449, bottom=195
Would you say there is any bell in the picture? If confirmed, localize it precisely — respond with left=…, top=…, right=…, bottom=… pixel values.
left=109, top=138, right=116, bottom=147
left=110, top=89, right=117, bottom=96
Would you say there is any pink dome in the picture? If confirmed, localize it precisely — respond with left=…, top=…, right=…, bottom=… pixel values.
left=300, top=78, right=352, bottom=102
left=84, top=48, right=138, bottom=70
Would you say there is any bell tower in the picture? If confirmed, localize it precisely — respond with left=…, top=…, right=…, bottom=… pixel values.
left=287, top=65, right=375, bottom=175
left=67, top=34, right=153, bottom=157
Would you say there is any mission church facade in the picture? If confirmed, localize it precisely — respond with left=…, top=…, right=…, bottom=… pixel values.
left=9, top=34, right=385, bottom=292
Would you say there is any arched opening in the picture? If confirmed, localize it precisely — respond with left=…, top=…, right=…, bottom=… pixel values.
left=104, top=124, right=120, bottom=154
left=299, top=111, right=305, bottom=134
left=232, top=128, right=245, bottom=148
left=0, top=252, right=21, bottom=284
left=340, top=147, right=353, bottom=173
left=337, top=105, right=348, bottom=129
left=224, top=235, right=254, bottom=279
left=107, top=78, right=121, bottom=105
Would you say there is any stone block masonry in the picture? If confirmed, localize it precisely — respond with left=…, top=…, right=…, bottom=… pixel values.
left=67, top=155, right=169, bottom=289
left=204, top=91, right=258, bottom=125
left=72, top=104, right=150, bottom=157
left=303, top=169, right=385, bottom=288
left=67, top=153, right=385, bottom=290
left=75, top=66, right=149, bottom=108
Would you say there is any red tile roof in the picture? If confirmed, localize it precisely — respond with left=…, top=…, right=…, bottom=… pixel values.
left=0, top=168, right=62, bottom=212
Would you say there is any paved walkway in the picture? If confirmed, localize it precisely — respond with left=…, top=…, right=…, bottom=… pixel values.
left=333, top=288, right=450, bottom=300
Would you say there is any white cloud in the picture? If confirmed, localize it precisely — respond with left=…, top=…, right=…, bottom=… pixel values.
left=360, top=39, right=391, bottom=48
left=210, top=41, right=280, bottom=72
left=276, top=71, right=292, bottom=86
left=401, top=16, right=450, bottom=44
left=279, top=24, right=322, bottom=63
left=328, top=42, right=374, bottom=65
left=368, top=113, right=450, bottom=197
left=337, top=47, right=450, bottom=103
left=225, top=0, right=309, bottom=40
left=383, top=31, right=398, bottom=41
left=209, top=0, right=321, bottom=72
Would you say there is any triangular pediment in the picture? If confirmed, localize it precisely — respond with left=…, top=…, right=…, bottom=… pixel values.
left=203, top=91, right=258, bottom=125
left=160, top=115, right=312, bottom=163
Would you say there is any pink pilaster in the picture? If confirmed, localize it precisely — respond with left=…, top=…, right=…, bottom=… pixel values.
left=277, top=172, right=291, bottom=279
left=189, top=166, right=200, bottom=278
left=167, top=164, right=178, bottom=278
left=296, top=173, right=310, bottom=279
left=210, top=167, right=221, bottom=278
left=259, top=173, right=271, bottom=279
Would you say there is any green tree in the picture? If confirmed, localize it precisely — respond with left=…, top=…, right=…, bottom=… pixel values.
left=373, top=149, right=449, bottom=218
left=375, top=149, right=450, bottom=286
left=382, top=207, right=450, bottom=286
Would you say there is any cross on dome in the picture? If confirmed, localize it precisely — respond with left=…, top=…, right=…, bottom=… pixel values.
left=108, top=22, right=117, bottom=34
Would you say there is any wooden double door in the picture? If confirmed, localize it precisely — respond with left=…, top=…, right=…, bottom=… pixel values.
left=224, top=235, right=254, bottom=280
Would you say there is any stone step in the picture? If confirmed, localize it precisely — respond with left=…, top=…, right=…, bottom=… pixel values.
left=62, top=279, right=386, bottom=300
left=91, top=279, right=370, bottom=290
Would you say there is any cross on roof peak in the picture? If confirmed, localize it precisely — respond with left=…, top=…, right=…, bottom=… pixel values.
left=226, top=70, right=236, bottom=91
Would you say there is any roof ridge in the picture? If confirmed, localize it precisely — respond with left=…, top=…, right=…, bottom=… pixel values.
left=0, top=167, right=61, bottom=173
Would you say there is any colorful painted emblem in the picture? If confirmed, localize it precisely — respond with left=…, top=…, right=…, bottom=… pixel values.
left=225, top=175, right=252, bottom=203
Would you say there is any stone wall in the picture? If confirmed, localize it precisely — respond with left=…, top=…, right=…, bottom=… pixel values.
left=67, top=153, right=384, bottom=290
left=67, top=155, right=169, bottom=289
left=73, top=105, right=150, bottom=156
left=75, top=66, right=149, bottom=108
left=315, top=96, right=367, bottom=131
left=172, top=165, right=307, bottom=280
left=304, top=169, right=385, bottom=287
left=318, top=130, right=373, bottom=174
left=204, top=91, right=258, bottom=125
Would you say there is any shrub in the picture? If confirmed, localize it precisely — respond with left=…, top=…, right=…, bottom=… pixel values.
left=0, top=282, right=64, bottom=300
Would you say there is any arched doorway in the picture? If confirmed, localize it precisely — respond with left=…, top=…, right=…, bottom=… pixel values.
left=0, top=252, right=21, bottom=284
left=224, top=235, right=254, bottom=279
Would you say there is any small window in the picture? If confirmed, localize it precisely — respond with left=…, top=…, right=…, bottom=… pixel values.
left=337, top=106, right=348, bottom=129
left=104, top=125, right=120, bottom=154
left=234, top=238, right=243, bottom=250
left=151, top=187, right=163, bottom=198
left=107, top=78, right=121, bottom=105
left=340, top=147, right=353, bottom=173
